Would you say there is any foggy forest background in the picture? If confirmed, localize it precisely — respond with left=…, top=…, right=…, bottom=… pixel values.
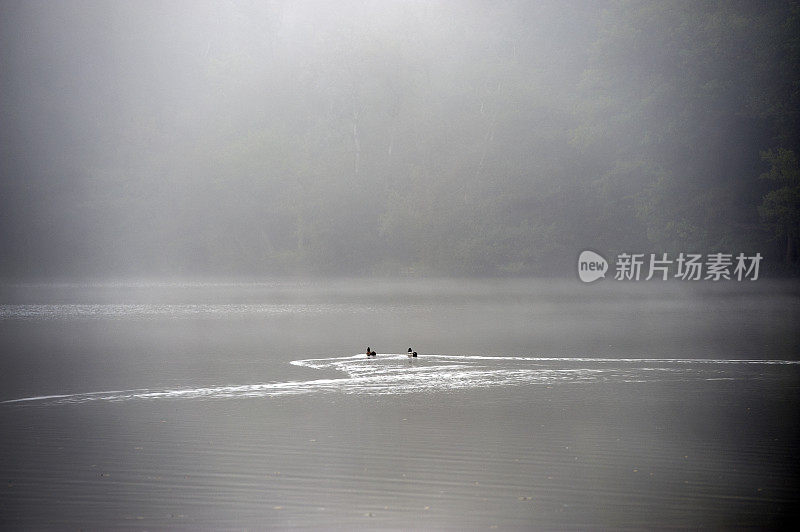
left=1, top=0, right=798, bottom=278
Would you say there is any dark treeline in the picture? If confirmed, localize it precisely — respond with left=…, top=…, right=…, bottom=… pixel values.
left=1, top=0, right=798, bottom=278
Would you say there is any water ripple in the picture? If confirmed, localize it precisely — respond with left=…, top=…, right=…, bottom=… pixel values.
left=4, top=355, right=798, bottom=405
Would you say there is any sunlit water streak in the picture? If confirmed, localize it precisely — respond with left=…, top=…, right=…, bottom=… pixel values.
left=4, top=355, right=798, bottom=406
left=0, top=303, right=427, bottom=320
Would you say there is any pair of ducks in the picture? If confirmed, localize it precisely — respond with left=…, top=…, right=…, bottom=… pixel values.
left=364, top=347, right=417, bottom=358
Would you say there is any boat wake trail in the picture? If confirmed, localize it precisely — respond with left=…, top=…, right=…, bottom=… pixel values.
left=4, top=355, right=799, bottom=405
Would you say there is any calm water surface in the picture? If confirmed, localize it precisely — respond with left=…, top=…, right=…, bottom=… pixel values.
left=1, top=279, right=798, bottom=528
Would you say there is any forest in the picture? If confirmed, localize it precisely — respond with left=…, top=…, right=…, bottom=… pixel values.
left=1, top=0, right=798, bottom=277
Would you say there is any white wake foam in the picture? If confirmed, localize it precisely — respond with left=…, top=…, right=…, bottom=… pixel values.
left=4, top=355, right=798, bottom=405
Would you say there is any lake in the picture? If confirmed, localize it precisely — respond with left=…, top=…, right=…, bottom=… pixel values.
left=1, top=278, right=799, bottom=528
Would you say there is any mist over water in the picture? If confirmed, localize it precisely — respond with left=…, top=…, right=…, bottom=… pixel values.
left=1, top=278, right=798, bottom=401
